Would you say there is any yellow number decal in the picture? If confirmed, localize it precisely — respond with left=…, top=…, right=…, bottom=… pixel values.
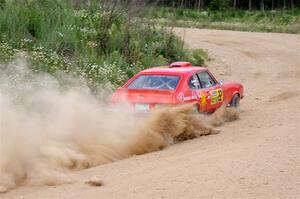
left=210, top=89, right=223, bottom=105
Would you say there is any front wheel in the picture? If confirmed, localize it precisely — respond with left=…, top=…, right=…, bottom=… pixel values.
left=230, top=94, right=240, bottom=112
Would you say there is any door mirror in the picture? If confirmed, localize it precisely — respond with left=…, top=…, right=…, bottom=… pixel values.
left=219, top=80, right=223, bottom=86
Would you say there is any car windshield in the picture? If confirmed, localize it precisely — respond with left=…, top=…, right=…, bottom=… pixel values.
left=127, top=75, right=180, bottom=90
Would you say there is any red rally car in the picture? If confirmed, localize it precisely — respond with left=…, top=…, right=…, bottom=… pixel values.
left=111, top=62, right=244, bottom=113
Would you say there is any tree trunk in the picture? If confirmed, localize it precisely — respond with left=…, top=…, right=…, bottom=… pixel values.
left=249, top=0, right=252, bottom=10
left=261, top=0, right=264, bottom=13
left=272, top=0, right=274, bottom=10
left=291, top=0, right=294, bottom=9
left=234, top=0, right=237, bottom=10
left=197, top=0, right=201, bottom=10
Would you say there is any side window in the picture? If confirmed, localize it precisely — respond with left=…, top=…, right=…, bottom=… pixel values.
left=197, top=71, right=216, bottom=88
left=188, top=74, right=201, bottom=89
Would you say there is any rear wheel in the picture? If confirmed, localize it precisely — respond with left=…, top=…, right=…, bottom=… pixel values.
left=230, top=94, right=240, bottom=112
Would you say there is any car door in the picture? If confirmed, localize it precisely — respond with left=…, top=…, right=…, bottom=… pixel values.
left=197, top=71, right=224, bottom=111
left=182, top=73, right=201, bottom=104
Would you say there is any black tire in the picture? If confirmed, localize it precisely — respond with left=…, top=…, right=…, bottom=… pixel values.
left=230, top=94, right=240, bottom=112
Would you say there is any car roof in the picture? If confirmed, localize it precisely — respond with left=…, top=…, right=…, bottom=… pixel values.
left=139, top=66, right=207, bottom=76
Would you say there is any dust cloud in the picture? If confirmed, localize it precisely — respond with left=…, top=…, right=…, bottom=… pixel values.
left=0, top=57, right=239, bottom=193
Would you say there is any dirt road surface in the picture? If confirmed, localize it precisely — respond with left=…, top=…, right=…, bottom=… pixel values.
left=1, top=29, right=299, bottom=199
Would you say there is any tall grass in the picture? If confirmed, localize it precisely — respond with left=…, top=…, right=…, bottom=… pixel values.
left=0, top=0, right=208, bottom=88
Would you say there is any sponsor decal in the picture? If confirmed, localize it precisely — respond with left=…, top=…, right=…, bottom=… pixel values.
left=200, top=91, right=207, bottom=106
left=210, top=88, right=223, bottom=105
left=181, top=91, right=201, bottom=101
left=177, top=92, right=184, bottom=102
left=211, top=90, right=217, bottom=97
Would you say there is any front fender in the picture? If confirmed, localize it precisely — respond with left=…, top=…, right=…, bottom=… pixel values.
left=232, top=84, right=244, bottom=99
left=222, top=82, right=244, bottom=103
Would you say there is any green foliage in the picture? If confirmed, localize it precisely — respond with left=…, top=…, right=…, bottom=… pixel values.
left=153, top=0, right=300, bottom=10
left=0, top=0, right=203, bottom=88
left=142, top=7, right=300, bottom=34
left=192, top=49, right=209, bottom=66
left=209, top=0, right=231, bottom=11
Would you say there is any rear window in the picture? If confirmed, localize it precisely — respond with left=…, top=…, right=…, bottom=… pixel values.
left=127, top=75, right=180, bottom=90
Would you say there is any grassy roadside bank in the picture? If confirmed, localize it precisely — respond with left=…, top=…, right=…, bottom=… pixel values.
left=0, top=0, right=208, bottom=89
left=140, top=7, right=300, bottom=34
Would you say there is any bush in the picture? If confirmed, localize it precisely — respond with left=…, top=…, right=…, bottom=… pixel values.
left=192, top=49, right=209, bottom=66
